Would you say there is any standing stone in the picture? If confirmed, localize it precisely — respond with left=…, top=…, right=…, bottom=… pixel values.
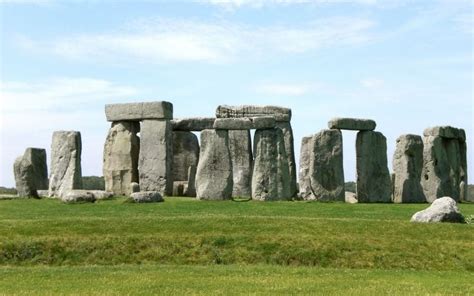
left=392, top=134, right=425, bottom=203
left=14, top=148, right=48, bottom=197
left=49, top=131, right=82, bottom=198
left=103, top=121, right=140, bottom=196
left=421, top=128, right=467, bottom=203
left=185, top=165, right=197, bottom=197
left=308, top=129, right=345, bottom=201
left=356, top=131, right=392, bottom=203
left=252, top=128, right=291, bottom=201
left=172, top=131, right=199, bottom=182
left=276, top=122, right=297, bottom=198
left=139, top=120, right=173, bottom=196
left=228, top=130, right=253, bottom=198
left=298, top=136, right=313, bottom=199
left=195, top=129, right=233, bottom=200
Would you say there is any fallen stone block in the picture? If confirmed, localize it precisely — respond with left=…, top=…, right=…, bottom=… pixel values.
left=130, top=191, right=164, bottom=203
left=410, top=196, right=465, bottom=223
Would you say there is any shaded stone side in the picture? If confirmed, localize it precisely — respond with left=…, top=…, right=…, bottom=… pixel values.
left=392, top=134, right=425, bottom=203
left=276, top=122, right=297, bottom=198
left=172, top=131, right=199, bottom=182
left=139, top=120, right=173, bottom=196
left=356, top=131, right=392, bottom=203
left=421, top=134, right=467, bottom=202
left=252, top=128, right=291, bottom=201
left=308, top=129, right=345, bottom=201
left=195, top=129, right=233, bottom=200
left=103, top=121, right=140, bottom=196
left=14, top=148, right=48, bottom=197
left=172, top=117, right=215, bottom=131
left=49, top=131, right=82, bottom=198
left=228, top=130, right=253, bottom=197
left=298, top=136, right=313, bottom=199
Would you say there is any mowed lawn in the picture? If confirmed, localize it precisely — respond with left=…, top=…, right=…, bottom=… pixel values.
left=0, top=197, right=473, bottom=295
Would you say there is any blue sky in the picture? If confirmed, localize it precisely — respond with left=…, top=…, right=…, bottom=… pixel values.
left=0, top=0, right=472, bottom=187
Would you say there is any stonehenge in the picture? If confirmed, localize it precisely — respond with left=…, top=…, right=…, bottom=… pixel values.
left=14, top=148, right=48, bottom=197
left=421, top=126, right=467, bottom=202
left=11, top=101, right=470, bottom=204
left=49, top=131, right=83, bottom=198
left=392, top=135, right=425, bottom=203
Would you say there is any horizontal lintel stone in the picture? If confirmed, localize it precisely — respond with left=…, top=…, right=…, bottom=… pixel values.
left=328, top=117, right=376, bottom=131
left=423, top=126, right=466, bottom=141
left=216, top=105, right=291, bottom=122
left=171, top=117, right=216, bottom=131
left=105, top=101, right=173, bottom=122
left=213, top=117, right=276, bottom=130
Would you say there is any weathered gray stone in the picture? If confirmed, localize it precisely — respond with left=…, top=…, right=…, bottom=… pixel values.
left=105, top=101, right=173, bottom=122
left=356, top=131, right=392, bottom=203
left=14, top=148, right=48, bottom=198
left=228, top=130, right=253, bottom=197
left=172, top=131, right=199, bottom=182
left=61, top=190, right=95, bottom=203
left=172, top=117, right=215, bottom=131
left=345, top=192, right=358, bottom=204
left=89, top=190, right=114, bottom=200
left=195, top=129, right=233, bottom=200
left=185, top=165, right=197, bottom=197
left=421, top=132, right=467, bottom=203
left=392, top=134, right=425, bottom=203
left=423, top=126, right=466, bottom=141
left=328, top=118, right=376, bottom=131
left=213, top=117, right=276, bottom=130
left=307, top=129, right=345, bottom=201
left=216, top=105, right=291, bottom=122
left=410, top=196, right=465, bottom=223
left=252, top=128, right=291, bottom=201
left=298, top=136, right=313, bottom=199
left=37, top=190, right=49, bottom=198
left=139, top=120, right=173, bottom=196
left=276, top=122, right=297, bottom=198
left=131, top=182, right=140, bottom=193
left=103, top=121, right=140, bottom=196
left=172, top=181, right=187, bottom=196
left=49, top=131, right=82, bottom=198
left=130, top=191, right=163, bottom=203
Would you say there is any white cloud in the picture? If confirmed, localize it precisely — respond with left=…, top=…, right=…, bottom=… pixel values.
left=360, top=78, right=384, bottom=89
left=19, top=17, right=374, bottom=64
left=200, top=0, right=378, bottom=9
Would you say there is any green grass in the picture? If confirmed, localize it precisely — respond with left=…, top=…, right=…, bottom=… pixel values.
left=1, top=264, right=473, bottom=295
left=0, top=197, right=473, bottom=294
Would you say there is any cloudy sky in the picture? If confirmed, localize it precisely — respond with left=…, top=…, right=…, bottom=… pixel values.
left=1, top=0, right=472, bottom=187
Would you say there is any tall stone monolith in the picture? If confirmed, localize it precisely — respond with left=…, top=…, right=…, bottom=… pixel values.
left=172, top=131, right=199, bottom=182
left=298, top=136, right=313, bottom=199
left=392, top=134, right=425, bottom=203
left=103, top=121, right=140, bottom=196
left=356, top=131, right=392, bottom=203
left=14, top=148, right=48, bottom=197
left=276, top=122, right=297, bottom=198
left=308, top=129, right=345, bottom=201
left=252, top=128, right=291, bottom=201
left=228, top=130, right=253, bottom=198
left=49, top=131, right=82, bottom=198
left=195, top=129, right=233, bottom=200
left=139, top=120, right=173, bottom=196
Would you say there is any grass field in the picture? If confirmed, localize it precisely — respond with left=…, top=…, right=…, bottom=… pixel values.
left=0, top=197, right=473, bottom=295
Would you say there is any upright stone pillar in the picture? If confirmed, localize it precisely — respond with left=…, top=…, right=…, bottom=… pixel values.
left=49, top=131, right=82, bottom=198
left=195, top=129, right=233, bottom=200
left=276, top=122, right=297, bottom=198
left=308, top=129, right=345, bottom=201
left=421, top=126, right=467, bottom=202
left=139, top=120, right=173, bottom=196
left=252, top=128, right=291, bottom=201
left=392, top=135, right=425, bottom=203
left=356, top=131, right=392, bottom=203
left=14, top=148, right=48, bottom=197
left=172, top=131, right=199, bottom=182
left=103, top=121, right=140, bottom=196
left=228, top=130, right=253, bottom=198
left=298, top=136, right=313, bottom=199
